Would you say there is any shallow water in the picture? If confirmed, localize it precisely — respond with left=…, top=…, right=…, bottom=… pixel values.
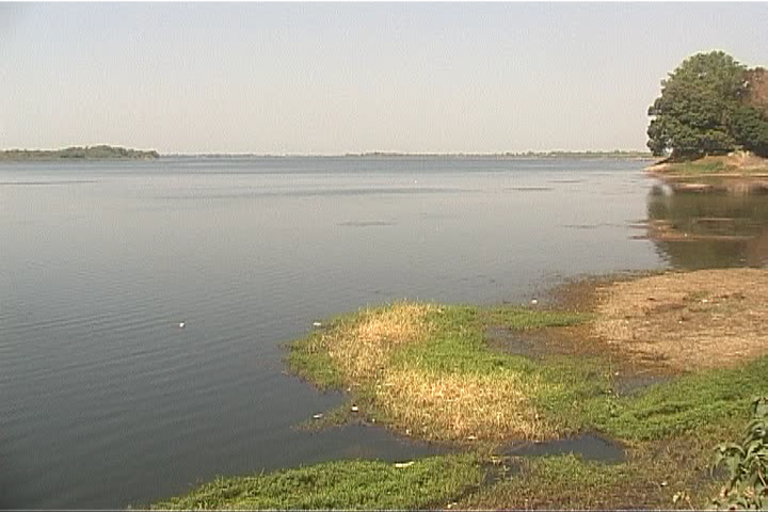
left=0, top=156, right=764, bottom=508
left=646, top=186, right=768, bottom=268
left=501, top=433, right=625, bottom=463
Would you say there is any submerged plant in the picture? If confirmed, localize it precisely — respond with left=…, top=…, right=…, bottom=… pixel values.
left=712, top=397, right=768, bottom=510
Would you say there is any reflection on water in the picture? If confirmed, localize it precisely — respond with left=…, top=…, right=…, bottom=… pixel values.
left=646, top=184, right=768, bottom=268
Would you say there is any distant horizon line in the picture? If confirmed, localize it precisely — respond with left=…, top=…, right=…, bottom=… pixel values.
left=1, top=145, right=655, bottom=159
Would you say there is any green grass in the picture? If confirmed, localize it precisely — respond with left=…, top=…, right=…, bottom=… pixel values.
left=287, top=335, right=345, bottom=390
left=668, top=159, right=733, bottom=175
left=151, top=454, right=482, bottom=511
left=591, top=356, right=768, bottom=441
left=389, top=305, right=554, bottom=375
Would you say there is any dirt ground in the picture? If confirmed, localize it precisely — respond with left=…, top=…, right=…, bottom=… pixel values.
left=590, top=268, right=768, bottom=371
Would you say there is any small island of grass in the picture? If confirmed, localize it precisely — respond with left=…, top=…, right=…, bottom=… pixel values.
left=0, top=145, right=160, bottom=161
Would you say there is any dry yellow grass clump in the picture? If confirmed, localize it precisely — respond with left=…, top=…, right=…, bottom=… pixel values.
left=593, top=268, right=768, bottom=370
left=310, top=301, right=549, bottom=442
left=323, top=302, right=437, bottom=383
left=377, top=369, right=549, bottom=442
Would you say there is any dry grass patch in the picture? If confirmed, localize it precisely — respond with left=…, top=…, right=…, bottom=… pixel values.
left=289, top=302, right=590, bottom=443
left=593, top=268, right=768, bottom=371
left=322, top=302, right=437, bottom=383
left=376, top=368, right=551, bottom=443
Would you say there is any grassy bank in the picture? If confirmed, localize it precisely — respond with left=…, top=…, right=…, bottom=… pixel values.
left=157, top=270, right=768, bottom=509
left=152, top=454, right=483, bottom=510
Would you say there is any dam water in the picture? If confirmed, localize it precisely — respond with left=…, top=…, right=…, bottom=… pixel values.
left=1, top=156, right=765, bottom=508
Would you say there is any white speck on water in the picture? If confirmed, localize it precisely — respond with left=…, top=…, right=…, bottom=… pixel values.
left=312, top=321, right=322, bottom=327
left=178, top=322, right=186, bottom=329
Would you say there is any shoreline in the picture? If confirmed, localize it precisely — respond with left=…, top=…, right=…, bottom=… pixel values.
left=155, top=268, right=768, bottom=510
left=646, top=153, right=768, bottom=193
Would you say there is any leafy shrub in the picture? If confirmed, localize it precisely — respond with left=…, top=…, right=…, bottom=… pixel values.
left=712, top=397, right=768, bottom=510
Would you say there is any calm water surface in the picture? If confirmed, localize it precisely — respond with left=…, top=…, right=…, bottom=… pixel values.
left=1, top=157, right=765, bottom=508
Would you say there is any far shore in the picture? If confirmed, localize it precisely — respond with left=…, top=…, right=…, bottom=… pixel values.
left=1, top=148, right=656, bottom=162
left=0, top=145, right=159, bottom=161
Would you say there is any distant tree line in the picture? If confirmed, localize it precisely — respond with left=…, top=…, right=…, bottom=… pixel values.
left=647, top=51, right=768, bottom=159
left=0, top=145, right=160, bottom=161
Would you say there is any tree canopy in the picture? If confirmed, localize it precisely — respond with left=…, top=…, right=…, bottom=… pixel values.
left=647, top=51, right=768, bottom=158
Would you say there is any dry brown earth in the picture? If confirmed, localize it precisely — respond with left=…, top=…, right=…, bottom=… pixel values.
left=591, top=268, right=768, bottom=370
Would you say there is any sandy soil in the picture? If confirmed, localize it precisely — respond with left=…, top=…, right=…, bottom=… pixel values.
left=591, top=268, right=768, bottom=371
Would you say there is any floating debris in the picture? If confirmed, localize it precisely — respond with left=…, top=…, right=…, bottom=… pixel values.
left=394, top=461, right=414, bottom=469
left=312, top=413, right=323, bottom=420
left=178, top=322, right=186, bottom=329
left=312, top=321, right=322, bottom=327
left=351, top=405, right=359, bottom=413
left=530, top=299, right=538, bottom=305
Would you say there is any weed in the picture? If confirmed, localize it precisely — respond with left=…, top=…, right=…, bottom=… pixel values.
left=712, top=397, right=768, bottom=510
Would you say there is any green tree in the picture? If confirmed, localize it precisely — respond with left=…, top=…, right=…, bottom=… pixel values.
left=647, top=51, right=748, bottom=158
left=731, top=106, right=768, bottom=157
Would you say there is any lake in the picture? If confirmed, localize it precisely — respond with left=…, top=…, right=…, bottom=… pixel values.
left=1, top=157, right=765, bottom=508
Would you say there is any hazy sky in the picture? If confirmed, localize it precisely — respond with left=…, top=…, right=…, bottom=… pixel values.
left=1, top=3, right=766, bottom=154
